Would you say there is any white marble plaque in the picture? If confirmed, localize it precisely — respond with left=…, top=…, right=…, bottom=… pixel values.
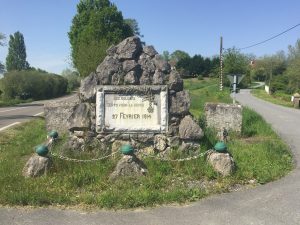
left=96, top=86, right=168, bottom=133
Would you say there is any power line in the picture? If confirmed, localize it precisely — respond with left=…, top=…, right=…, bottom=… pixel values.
left=239, top=23, right=300, bottom=50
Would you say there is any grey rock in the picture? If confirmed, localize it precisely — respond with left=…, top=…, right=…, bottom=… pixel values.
left=139, top=71, right=152, bottom=85
left=138, top=133, right=155, bottom=143
left=179, top=115, right=204, bottom=140
left=179, top=141, right=200, bottom=151
left=68, top=103, right=91, bottom=131
left=167, top=136, right=181, bottom=147
left=116, top=36, right=142, bottom=60
left=96, top=56, right=122, bottom=84
left=67, top=135, right=85, bottom=150
left=139, top=57, right=156, bottom=74
left=79, top=72, right=97, bottom=102
left=207, top=150, right=235, bottom=176
left=154, top=134, right=168, bottom=152
left=110, top=154, right=147, bottom=180
left=23, top=154, right=52, bottom=178
left=168, top=70, right=183, bottom=92
left=122, top=60, right=138, bottom=73
left=167, top=123, right=179, bottom=136
left=152, top=70, right=165, bottom=85
left=111, top=72, right=124, bottom=85
left=44, top=97, right=80, bottom=134
left=169, top=90, right=190, bottom=116
left=73, top=131, right=85, bottom=138
left=106, top=45, right=117, bottom=56
left=143, top=45, right=158, bottom=57
left=153, top=55, right=171, bottom=73
left=124, top=71, right=138, bottom=84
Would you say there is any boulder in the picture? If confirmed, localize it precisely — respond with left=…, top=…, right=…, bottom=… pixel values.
left=167, top=136, right=181, bottom=147
left=139, top=71, right=152, bottom=85
left=116, top=36, right=142, bottom=60
left=96, top=56, right=122, bottom=84
left=44, top=97, right=80, bottom=134
left=122, top=60, right=139, bottom=73
left=143, top=45, right=158, bottom=57
left=110, top=154, right=147, bottom=180
left=168, top=70, right=183, bottom=92
left=139, top=57, right=156, bottom=74
left=79, top=72, right=97, bottom=102
left=111, top=140, right=130, bottom=156
left=124, top=70, right=138, bottom=84
left=23, top=154, right=52, bottom=178
left=111, top=72, right=124, bottom=85
left=106, top=45, right=117, bottom=56
left=207, top=150, right=235, bottom=176
left=154, top=134, right=168, bottom=152
left=68, top=103, right=91, bottom=131
left=179, top=141, right=200, bottom=151
left=152, top=70, right=165, bottom=85
left=169, top=90, right=190, bottom=115
left=153, top=55, right=171, bottom=73
left=179, top=115, right=204, bottom=140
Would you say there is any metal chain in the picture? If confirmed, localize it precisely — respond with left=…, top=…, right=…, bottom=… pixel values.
left=47, top=137, right=117, bottom=163
left=47, top=137, right=208, bottom=163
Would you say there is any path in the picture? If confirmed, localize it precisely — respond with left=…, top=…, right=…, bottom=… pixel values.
left=0, top=94, right=76, bottom=132
left=0, top=89, right=300, bottom=225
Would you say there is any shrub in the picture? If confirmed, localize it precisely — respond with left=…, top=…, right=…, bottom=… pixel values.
left=1, top=70, right=67, bottom=100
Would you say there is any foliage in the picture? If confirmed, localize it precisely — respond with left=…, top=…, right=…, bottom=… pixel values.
left=177, top=54, right=219, bottom=78
left=0, top=33, right=6, bottom=73
left=61, top=68, right=81, bottom=92
left=170, top=50, right=190, bottom=63
left=5, top=31, right=30, bottom=71
left=1, top=70, right=67, bottom=100
left=124, top=18, right=142, bottom=37
left=223, top=47, right=249, bottom=75
left=68, top=0, right=134, bottom=77
left=161, top=50, right=170, bottom=61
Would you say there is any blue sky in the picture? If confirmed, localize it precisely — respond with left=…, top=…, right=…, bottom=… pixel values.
left=0, top=0, right=300, bottom=74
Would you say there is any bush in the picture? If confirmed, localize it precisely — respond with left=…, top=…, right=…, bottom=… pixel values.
left=1, top=70, right=68, bottom=100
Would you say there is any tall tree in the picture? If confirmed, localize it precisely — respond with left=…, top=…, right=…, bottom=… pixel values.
left=5, top=31, right=29, bottom=71
left=0, top=33, right=6, bottom=73
left=223, top=47, right=249, bottom=75
left=68, top=0, right=134, bottom=77
left=124, top=19, right=142, bottom=37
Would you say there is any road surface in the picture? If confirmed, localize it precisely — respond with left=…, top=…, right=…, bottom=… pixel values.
left=0, top=95, right=76, bottom=132
left=0, top=90, right=300, bottom=225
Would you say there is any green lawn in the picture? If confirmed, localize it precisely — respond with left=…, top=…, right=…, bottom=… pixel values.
left=0, top=78, right=293, bottom=209
left=252, top=89, right=293, bottom=108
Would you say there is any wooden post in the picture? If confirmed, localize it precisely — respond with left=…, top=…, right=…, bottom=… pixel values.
left=220, top=36, right=223, bottom=91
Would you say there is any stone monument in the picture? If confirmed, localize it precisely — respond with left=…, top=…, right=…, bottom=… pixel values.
left=45, top=36, right=203, bottom=153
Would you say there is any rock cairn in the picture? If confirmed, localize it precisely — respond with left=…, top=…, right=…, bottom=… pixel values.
left=45, top=36, right=203, bottom=153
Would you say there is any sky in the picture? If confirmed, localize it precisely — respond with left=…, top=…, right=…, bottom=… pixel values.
left=0, top=0, right=300, bottom=75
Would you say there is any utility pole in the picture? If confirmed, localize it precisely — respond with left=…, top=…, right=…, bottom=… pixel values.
left=219, top=36, right=223, bottom=91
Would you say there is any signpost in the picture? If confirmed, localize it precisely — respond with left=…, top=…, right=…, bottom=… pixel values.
left=227, top=74, right=245, bottom=104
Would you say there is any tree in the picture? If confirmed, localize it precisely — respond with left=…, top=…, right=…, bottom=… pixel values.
left=5, top=31, right=29, bottom=71
left=124, top=19, right=142, bottom=37
left=68, top=0, right=134, bottom=77
left=161, top=50, right=170, bottom=61
left=0, top=33, right=5, bottom=73
left=170, top=50, right=190, bottom=63
left=223, top=47, right=249, bottom=75
left=286, top=39, right=300, bottom=92
left=61, top=68, right=81, bottom=92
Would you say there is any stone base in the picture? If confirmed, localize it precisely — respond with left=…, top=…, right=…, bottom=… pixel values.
left=110, top=154, right=147, bottom=180
left=22, top=154, right=52, bottom=178
left=207, top=150, right=235, bottom=176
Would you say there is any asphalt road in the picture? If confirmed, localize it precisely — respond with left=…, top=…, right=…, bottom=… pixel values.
left=1, top=90, right=300, bottom=225
left=0, top=95, right=76, bottom=132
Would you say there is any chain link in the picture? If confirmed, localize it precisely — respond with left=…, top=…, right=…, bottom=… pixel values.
left=47, top=137, right=208, bottom=163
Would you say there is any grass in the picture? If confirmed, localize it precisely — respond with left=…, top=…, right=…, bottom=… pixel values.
left=0, top=78, right=293, bottom=209
left=252, top=89, right=293, bottom=108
